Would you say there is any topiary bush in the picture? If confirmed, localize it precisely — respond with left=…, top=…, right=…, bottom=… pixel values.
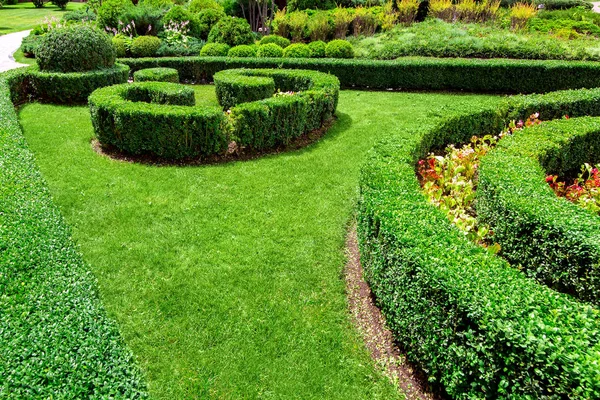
left=131, top=35, right=162, bottom=57
left=259, top=34, right=291, bottom=49
left=325, top=39, right=353, bottom=58
left=283, top=43, right=311, bottom=58
left=134, top=67, right=180, bottom=82
left=36, top=25, right=116, bottom=72
left=308, top=40, right=326, bottom=58
left=207, top=16, right=254, bottom=47
left=227, top=44, right=257, bottom=57
left=200, top=42, right=230, bottom=56
left=256, top=43, right=284, bottom=58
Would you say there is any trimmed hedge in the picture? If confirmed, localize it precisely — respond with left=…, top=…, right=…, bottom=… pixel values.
left=357, top=88, right=600, bottom=398
left=0, top=68, right=148, bottom=397
left=118, top=56, right=600, bottom=94
left=26, top=63, right=130, bottom=104
left=256, top=43, right=284, bottom=58
left=134, top=67, right=179, bottom=83
left=478, top=114, right=600, bottom=305
left=89, top=82, right=226, bottom=159
left=90, top=69, right=339, bottom=158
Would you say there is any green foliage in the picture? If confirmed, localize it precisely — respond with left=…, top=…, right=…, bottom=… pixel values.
left=36, top=25, right=116, bottom=72
left=32, top=0, right=45, bottom=8
left=118, top=56, right=600, bottom=93
left=214, top=71, right=275, bottom=109
left=156, top=36, right=205, bottom=56
left=89, top=82, right=227, bottom=159
left=134, top=67, right=180, bottom=82
left=200, top=42, right=230, bottom=55
left=227, top=44, right=257, bottom=57
left=0, top=67, right=147, bottom=400
left=528, top=17, right=600, bottom=37
left=188, top=0, right=224, bottom=13
left=478, top=98, right=600, bottom=305
left=50, top=0, right=68, bottom=9
left=501, top=0, right=592, bottom=9
left=131, top=35, right=162, bottom=57
left=308, top=40, right=327, bottom=57
left=357, top=89, right=600, bottom=399
left=283, top=43, right=311, bottom=58
left=118, top=3, right=165, bottom=36
left=113, top=36, right=128, bottom=57
left=62, top=8, right=97, bottom=22
left=196, top=8, right=226, bottom=40
left=256, top=43, right=284, bottom=57
left=307, top=11, right=332, bottom=41
left=259, top=34, right=291, bottom=48
left=287, top=0, right=337, bottom=11
left=97, top=0, right=130, bottom=30
left=325, top=39, right=353, bottom=58
left=20, top=33, right=43, bottom=57
left=163, top=5, right=202, bottom=38
left=207, top=16, right=254, bottom=46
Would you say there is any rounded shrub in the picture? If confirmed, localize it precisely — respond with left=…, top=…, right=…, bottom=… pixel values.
left=256, top=43, right=284, bottom=58
left=197, top=8, right=226, bottom=40
left=163, top=5, right=202, bottom=38
left=207, top=16, right=254, bottom=46
left=200, top=42, right=230, bottom=56
left=308, top=40, right=326, bottom=58
left=259, top=35, right=291, bottom=49
left=131, top=36, right=162, bottom=57
left=283, top=43, right=311, bottom=58
left=227, top=44, right=257, bottom=57
left=188, top=0, right=224, bottom=13
left=36, top=25, right=116, bottom=73
left=325, top=40, right=354, bottom=59
left=113, top=37, right=127, bottom=58
left=134, top=67, right=179, bottom=83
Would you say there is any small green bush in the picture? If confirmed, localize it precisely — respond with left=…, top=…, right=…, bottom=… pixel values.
left=97, top=0, right=130, bottom=30
left=196, top=8, right=226, bottom=40
left=259, top=34, right=291, bottom=48
left=325, top=39, right=353, bottom=58
left=62, top=8, right=97, bottom=22
left=51, top=0, right=68, bottom=9
left=283, top=43, right=311, bottom=58
left=20, top=34, right=43, bottom=57
left=308, top=40, right=326, bottom=58
left=113, top=37, right=127, bottom=58
left=36, top=25, right=116, bottom=72
left=200, top=42, right=230, bottom=56
left=131, top=36, right=162, bottom=57
left=227, top=44, right=257, bottom=57
left=134, top=67, right=180, bottom=82
left=207, top=16, right=254, bottom=46
left=256, top=43, right=284, bottom=58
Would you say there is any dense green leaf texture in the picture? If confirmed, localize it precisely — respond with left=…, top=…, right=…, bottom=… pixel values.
left=0, top=69, right=147, bottom=397
left=119, top=56, right=600, bottom=93
left=358, top=88, right=600, bottom=398
left=479, top=116, right=600, bottom=305
left=134, top=67, right=180, bottom=83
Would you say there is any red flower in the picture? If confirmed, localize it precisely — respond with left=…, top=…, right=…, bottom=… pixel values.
left=545, top=175, right=554, bottom=183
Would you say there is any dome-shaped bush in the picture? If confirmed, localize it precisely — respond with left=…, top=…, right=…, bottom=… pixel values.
left=36, top=25, right=116, bottom=72
left=259, top=35, right=290, bottom=49
left=325, top=39, right=354, bottom=59
left=283, top=43, right=311, bottom=58
left=227, top=44, right=257, bottom=57
left=308, top=40, right=326, bottom=58
left=256, top=43, right=284, bottom=58
left=200, top=42, right=230, bottom=56
left=131, top=36, right=162, bottom=57
left=207, top=16, right=254, bottom=47
left=197, top=8, right=226, bottom=40
left=112, top=37, right=127, bottom=58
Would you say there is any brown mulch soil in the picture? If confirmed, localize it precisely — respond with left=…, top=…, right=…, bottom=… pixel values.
left=345, top=225, right=445, bottom=400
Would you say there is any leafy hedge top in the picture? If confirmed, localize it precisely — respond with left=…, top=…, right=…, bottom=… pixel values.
left=36, top=25, right=116, bottom=73
left=357, top=88, right=600, bottom=398
left=133, top=67, right=179, bottom=83
left=0, top=68, right=147, bottom=397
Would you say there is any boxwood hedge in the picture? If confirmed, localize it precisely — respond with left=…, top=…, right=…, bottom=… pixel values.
left=119, top=56, right=600, bottom=94
left=478, top=116, right=600, bottom=305
left=0, top=69, right=147, bottom=397
left=357, top=88, right=600, bottom=398
left=133, top=67, right=179, bottom=83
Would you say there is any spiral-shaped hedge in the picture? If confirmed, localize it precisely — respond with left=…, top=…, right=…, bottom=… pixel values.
left=89, top=68, right=340, bottom=159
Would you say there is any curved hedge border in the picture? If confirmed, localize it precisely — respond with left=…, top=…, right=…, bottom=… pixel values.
left=0, top=69, right=147, bottom=397
left=119, top=56, right=600, bottom=94
left=357, top=88, right=600, bottom=398
left=478, top=116, right=600, bottom=305
left=90, top=69, right=339, bottom=159
left=133, top=67, right=179, bottom=83
left=90, top=82, right=226, bottom=159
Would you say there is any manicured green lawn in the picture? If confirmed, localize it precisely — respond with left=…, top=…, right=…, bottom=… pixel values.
left=18, top=86, right=501, bottom=399
left=0, top=2, right=85, bottom=35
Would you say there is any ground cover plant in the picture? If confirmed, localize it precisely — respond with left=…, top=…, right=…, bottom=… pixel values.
left=17, top=84, right=500, bottom=398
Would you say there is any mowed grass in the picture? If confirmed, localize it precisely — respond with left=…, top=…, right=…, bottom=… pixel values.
left=19, top=86, right=501, bottom=399
left=0, top=2, right=84, bottom=35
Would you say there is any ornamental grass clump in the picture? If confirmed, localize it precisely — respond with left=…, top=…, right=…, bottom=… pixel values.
left=511, top=2, right=538, bottom=29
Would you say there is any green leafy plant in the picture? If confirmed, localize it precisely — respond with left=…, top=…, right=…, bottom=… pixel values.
left=207, top=16, right=254, bottom=46
left=283, top=43, right=311, bottom=57
left=259, top=34, right=291, bottom=48
left=288, top=11, right=309, bottom=42
left=256, top=43, right=284, bottom=57
left=307, top=11, right=332, bottom=41
left=200, top=42, right=230, bottom=55
left=131, top=35, right=162, bottom=57
left=196, top=8, right=226, bottom=40
left=228, top=44, right=257, bottom=57
left=325, top=39, right=354, bottom=58
left=308, top=40, right=327, bottom=57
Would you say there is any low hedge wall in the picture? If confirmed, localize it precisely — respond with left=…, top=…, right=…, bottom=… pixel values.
left=133, top=67, right=179, bottom=83
left=478, top=116, right=600, bottom=305
left=119, top=56, right=600, bottom=94
left=357, top=87, right=600, bottom=398
left=0, top=68, right=147, bottom=396
left=90, top=69, right=339, bottom=158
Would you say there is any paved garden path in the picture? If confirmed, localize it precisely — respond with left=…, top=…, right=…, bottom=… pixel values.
left=0, top=30, right=30, bottom=72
